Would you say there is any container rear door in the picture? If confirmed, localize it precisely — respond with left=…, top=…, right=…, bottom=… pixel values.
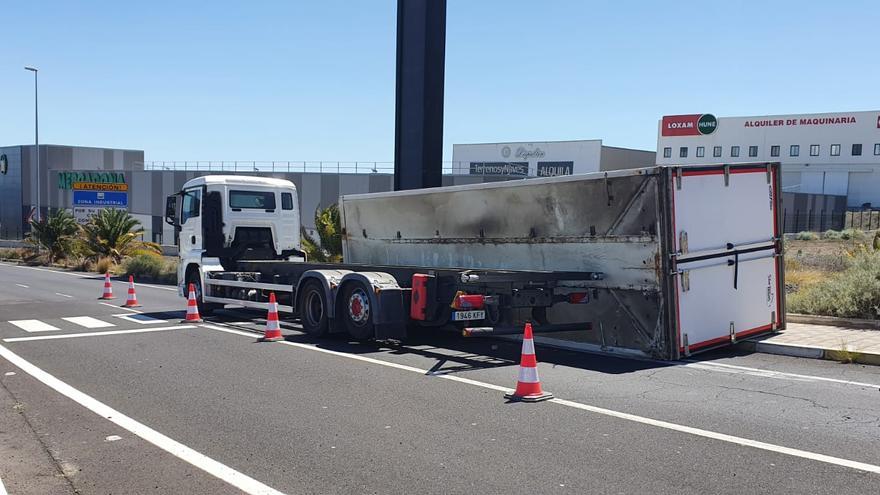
left=671, top=166, right=782, bottom=354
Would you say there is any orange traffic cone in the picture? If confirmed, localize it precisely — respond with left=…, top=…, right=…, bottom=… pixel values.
left=182, top=283, right=203, bottom=322
left=98, top=272, right=114, bottom=300
left=123, top=275, right=141, bottom=308
left=504, top=322, right=553, bottom=402
left=260, top=292, right=283, bottom=342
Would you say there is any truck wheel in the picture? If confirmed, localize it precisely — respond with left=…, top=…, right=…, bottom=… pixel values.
left=341, top=282, right=375, bottom=341
left=185, top=271, right=220, bottom=317
left=298, top=280, right=329, bottom=336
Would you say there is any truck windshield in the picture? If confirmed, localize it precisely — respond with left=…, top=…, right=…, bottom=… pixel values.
left=229, top=190, right=276, bottom=210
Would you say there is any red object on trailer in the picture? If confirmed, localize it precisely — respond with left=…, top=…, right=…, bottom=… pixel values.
left=451, top=292, right=485, bottom=310
left=410, top=274, right=429, bottom=320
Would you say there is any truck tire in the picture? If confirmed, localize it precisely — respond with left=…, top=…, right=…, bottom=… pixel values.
left=185, top=270, right=221, bottom=317
left=340, top=282, right=375, bottom=341
left=297, top=280, right=329, bottom=336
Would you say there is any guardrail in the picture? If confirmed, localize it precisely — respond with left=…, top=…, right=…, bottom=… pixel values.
left=140, top=161, right=483, bottom=175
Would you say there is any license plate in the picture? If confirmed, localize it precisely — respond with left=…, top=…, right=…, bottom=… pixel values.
left=452, top=310, right=485, bottom=321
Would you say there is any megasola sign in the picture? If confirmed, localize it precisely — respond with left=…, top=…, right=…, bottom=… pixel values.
left=662, top=114, right=718, bottom=136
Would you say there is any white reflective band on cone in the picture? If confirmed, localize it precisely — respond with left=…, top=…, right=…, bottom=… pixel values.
left=517, top=366, right=540, bottom=384
left=521, top=338, right=535, bottom=355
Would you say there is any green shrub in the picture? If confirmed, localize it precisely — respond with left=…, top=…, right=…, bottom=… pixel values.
left=122, top=254, right=177, bottom=284
left=840, top=228, right=866, bottom=241
left=122, top=254, right=163, bottom=280
left=823, top=229, right=843, bottom=240
left=788, top=251, right=880, bottom=319
left=795, top=231, right=818, bottom=241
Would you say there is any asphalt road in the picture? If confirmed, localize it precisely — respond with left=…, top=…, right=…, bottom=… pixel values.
left=1, top=261, right=879, bottom=494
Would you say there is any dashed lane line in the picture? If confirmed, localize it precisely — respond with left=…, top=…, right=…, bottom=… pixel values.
left=14, top=283, right=28, bottom=288
left=62, top=316, right=115, bottom=329
left=55, top=292, right=74, bottom=298
left=199, top=322, right=880, bottom=475
left=8, top=320, right=60, bottom=333
left=0, top=342, right=286, bottom=495
left=3, top=325, right=194, bottom=343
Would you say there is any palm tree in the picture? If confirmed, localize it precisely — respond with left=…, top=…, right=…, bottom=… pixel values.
left=81, top=208, right=161, bottom=262
left=300, top=204, right=342, bottom=262
left=27, top=208, right=79, bottom=263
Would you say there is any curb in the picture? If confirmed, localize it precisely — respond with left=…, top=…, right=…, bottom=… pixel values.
left=736, top=340, right=880, bottom=366
left=787, top=313, right=880, bottom=330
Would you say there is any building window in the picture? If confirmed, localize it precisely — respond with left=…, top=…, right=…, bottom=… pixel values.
left=810, top=144, right=820, bottom=156
left=696, top=146, right=705, bottom=158
left=852, top=144, right=862, bottom=156
left=679, top=147, right=688, bottom=158
left=731, top=146, right=740, bottom=158
left=713, top=146, right=722, bottom=158
left=770, top=145, right=780, bottom=157
left=830, top=144, right=841, bottom=156
left=748, top=145, right=758, bottom=157
left=790, top=145, right=800, bottom=157
left=875, top=143, right=880, bottom=155
left=663, top=147, right=672, bottom=158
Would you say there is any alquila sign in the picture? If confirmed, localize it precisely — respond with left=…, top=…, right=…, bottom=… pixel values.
left=58, top=171, right=127, bottom=191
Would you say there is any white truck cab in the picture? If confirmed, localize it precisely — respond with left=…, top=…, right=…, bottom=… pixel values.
left=165, top=175, right=302, bottom=300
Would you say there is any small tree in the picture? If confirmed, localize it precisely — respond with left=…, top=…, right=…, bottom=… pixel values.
left=81, top=208, right=161, bottom=263
left=301, top=204, right=342, bottom=262
left=26, top=208, right=79, bottom=263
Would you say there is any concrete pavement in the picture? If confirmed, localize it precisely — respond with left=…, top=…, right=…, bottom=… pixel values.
left=1, top=261, right=879, bottom=494
left=739, top=322, right=880, bottom=365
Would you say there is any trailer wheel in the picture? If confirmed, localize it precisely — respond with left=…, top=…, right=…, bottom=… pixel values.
left=298, top=280, right=329, bottom=336
left=341, top=282, right=375, bottom=340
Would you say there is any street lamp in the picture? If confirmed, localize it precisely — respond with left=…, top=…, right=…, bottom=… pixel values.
left=24, top=66, right=39, bottom=222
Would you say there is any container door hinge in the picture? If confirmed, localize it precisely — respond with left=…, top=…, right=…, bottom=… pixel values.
left=679, top=231, right=688, bottom=255
left=682, top=333, right=690, bottom=357
left=729, top=321, right=736, bottom=343
left=771, top=311, right=778, bottom=332
left=674, top=168, right=682, bottom=190
left=723, top=165, right=730, bottom=186
left=681, top=270, right=690, bottom=292
left=766, top=163, right=772, bottom=184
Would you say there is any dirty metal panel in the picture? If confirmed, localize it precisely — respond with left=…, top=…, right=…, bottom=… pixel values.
left=342, top=169, right=662, bottom=290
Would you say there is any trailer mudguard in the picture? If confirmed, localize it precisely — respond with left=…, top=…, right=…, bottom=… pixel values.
left=295, top=269, right=353, bottom=320
left=338, top=272, right=408, bottom=340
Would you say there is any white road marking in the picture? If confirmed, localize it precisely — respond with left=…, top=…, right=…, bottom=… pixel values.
left=0, top=262, right=177, bottom=291
left=684, top=360, right=880, bottom=389
left=3, top=325, right=193, bottom=343
left=101, top=302, right=141, bottom=313
left=8, top=319, right=60, bottom=333
left=62, top=316, right=115, bottom=329
left=0, top=343, right=286, bottom=495
left=200, top=322, right=880, bottom=475
left=105, top=435, right=122, bottom=442
left=0, top=474, right=7, bottom=495
left=4, top=372, right=14, bottom=376
left=55, top=292, right=74, bottom=298
left=15, top=283, right=28, bottom=288
left=114, top=314, right=167, bottom=325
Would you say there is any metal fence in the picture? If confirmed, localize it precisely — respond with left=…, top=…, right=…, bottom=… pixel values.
left=140, top=161, right=484, bottom=175
left=782, top=209, right=880, bottom=233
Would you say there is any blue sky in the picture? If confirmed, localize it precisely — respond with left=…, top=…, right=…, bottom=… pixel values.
left=1, top=1, right=878, bottom=162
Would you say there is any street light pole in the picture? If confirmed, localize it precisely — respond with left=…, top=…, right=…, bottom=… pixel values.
left=24, top=66, right=39, bottom=222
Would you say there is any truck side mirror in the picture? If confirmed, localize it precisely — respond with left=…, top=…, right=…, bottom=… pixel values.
left=165, top=195, right=179, bottom=228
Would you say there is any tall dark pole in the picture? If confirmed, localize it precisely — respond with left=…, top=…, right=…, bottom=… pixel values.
left=393, top=0, right=446, bottom=191
left=25, top=66, right=39, bottom=221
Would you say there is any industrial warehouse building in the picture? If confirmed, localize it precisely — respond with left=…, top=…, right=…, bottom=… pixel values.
left=451, top=139, right=655, bottom=177
left=656, top=110, right=880, bottom=208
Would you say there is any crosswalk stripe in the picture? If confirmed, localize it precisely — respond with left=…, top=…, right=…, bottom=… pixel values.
left=8, top=320, right=60, bottom=333
left=61, top=316, right=115, bottom=329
